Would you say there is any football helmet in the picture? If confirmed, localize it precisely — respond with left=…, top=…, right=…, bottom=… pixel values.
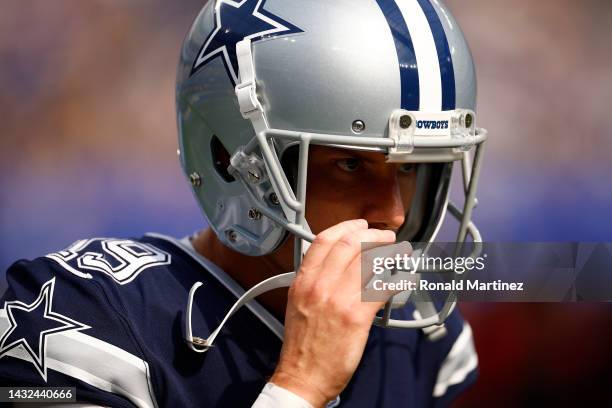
left=177, top=0, right=487, bottom=348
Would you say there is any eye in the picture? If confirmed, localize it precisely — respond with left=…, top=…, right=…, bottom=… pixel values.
left=398, top=163, right=416, bottom=174
left=335, top=158, right=361, bottom=172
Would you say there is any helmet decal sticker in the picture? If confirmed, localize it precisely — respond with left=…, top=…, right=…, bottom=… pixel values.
left=416, top=0, right=456, bottom=110
left=375, top=0, right=456, bottom=111
left=190, top=0, right=303, bottom=83
left=374, top=0, right=420, bottom=111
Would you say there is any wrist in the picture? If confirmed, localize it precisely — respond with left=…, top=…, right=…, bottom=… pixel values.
left=270, top=370, right=330, bottom=408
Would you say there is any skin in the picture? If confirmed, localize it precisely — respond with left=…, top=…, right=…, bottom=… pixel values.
left=192, top=145, right=418, bottom=407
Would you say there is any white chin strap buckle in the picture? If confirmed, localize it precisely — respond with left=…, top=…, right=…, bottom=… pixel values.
left=234, top=38, right=268, bottom=134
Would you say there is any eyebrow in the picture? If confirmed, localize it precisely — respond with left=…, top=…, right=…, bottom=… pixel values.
left=334, top=149, right=386, bottom=164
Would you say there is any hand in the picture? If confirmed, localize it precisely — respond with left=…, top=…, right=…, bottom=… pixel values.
left=270, top=219, right=400, bottom=407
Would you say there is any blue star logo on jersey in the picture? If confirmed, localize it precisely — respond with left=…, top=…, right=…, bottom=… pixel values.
left=190, top=0, right=303, bottom=83
left=0, top=278, right=89, bottom=381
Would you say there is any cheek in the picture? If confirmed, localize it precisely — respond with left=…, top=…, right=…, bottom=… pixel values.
left=305, top=178, right=363, bottom=234
left=398, top=175, right=417, bottom=208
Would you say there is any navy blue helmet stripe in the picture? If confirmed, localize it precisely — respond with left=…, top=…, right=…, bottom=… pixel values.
left=375, top=0, right=420, bottom=110
left=416, top=0, right=456, bottom=110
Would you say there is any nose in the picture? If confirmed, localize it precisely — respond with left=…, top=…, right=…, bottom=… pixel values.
left=362, top=173, right=406, bottom=232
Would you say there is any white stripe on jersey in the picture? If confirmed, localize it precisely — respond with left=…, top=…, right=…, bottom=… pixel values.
left=0, top=309, right=158, bottom=408
left=433, top=322, right=478, bottom=397
left=394, top=0, right=443, bottom=111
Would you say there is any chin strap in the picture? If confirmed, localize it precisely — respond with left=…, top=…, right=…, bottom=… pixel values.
left=185, top=269, right=449, bottom=352
left=185, top=272, right=296, bottom=352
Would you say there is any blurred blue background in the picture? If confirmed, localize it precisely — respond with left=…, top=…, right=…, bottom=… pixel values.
left=1, top=0, right=611, bottom=405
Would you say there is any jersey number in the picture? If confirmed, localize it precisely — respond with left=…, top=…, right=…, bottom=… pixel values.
left=47, top=239, right=171, bottom=285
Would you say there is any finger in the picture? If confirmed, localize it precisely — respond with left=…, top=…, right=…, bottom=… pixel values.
left=352, top=276, right=413, bottom=319
left=361, top=240, right=413, bottom=287
left=344, top=277, right=409, bottom=324
left=320, top=228, right=396, bottom=287
left=337, top=240, right=411, bottom=299
left=374, top=272, right=416, bottom=302
left=299, top=219, right=368, bottom=273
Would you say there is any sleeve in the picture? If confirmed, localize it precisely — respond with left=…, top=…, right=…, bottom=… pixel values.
left=251, top=383, right=314, bottom=408
left=0, top=258, right=158, bottom=408
left=431, top=319, right=479, bottom=407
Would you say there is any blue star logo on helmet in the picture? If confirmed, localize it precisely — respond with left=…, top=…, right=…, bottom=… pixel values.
left=190, top=0, right=303, bottom=83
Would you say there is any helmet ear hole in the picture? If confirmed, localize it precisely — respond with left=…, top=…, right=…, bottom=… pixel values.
left=210, top=135, right=235, bottom=183
left=280, top=145, right=300, bottom=191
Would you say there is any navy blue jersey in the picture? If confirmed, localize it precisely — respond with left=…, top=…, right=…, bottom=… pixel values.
left=0, top=234, right=477, bottom=407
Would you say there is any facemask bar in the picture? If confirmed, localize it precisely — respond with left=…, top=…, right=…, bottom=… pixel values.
left=373, top=142, right=485, bottom=331
left=183, top=39, right=488, bottom=352
left=185, top=138, right=485, bottom=351
left=237, top=37, right=487, bottom=325
left=253, top=132, right=484, bottom=321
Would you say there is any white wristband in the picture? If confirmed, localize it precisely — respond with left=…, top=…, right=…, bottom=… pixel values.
left=251, top=382, right=314, bottom=408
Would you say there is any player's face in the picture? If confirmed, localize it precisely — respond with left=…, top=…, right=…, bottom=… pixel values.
left=305, top=145, right=418, bottom=234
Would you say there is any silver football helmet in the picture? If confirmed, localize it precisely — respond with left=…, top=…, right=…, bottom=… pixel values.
left=177, top=0, right=487, bottom=348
